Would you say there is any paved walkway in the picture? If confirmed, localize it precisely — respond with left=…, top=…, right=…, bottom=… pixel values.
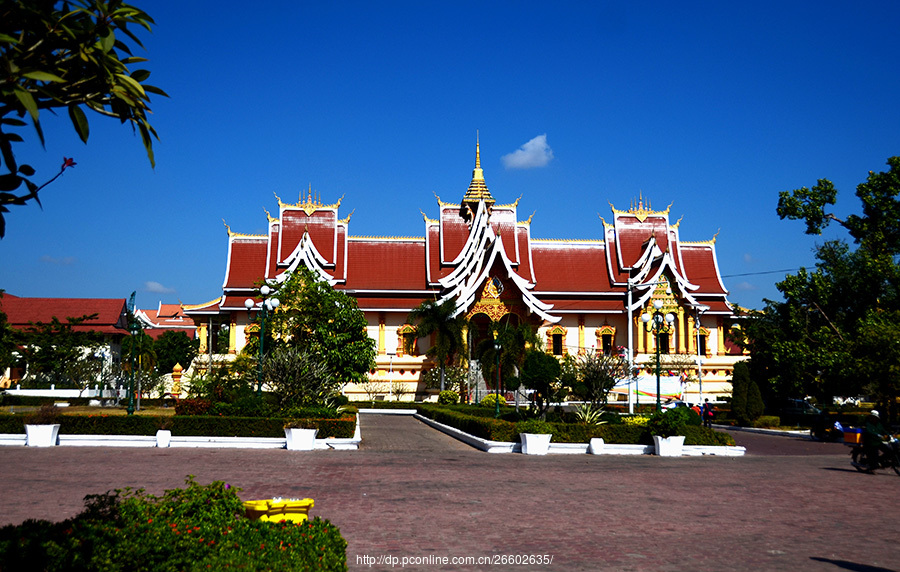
left=0, top=414, right=897, bottom=571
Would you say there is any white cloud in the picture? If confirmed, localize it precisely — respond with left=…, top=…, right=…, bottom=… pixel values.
left=40, top=255, right=76, bottom=265
left=733, top=281, right=758, bottom=291
left=144, top=281, right=176, bottom=294
left=501, top=134, right=554, bottom=169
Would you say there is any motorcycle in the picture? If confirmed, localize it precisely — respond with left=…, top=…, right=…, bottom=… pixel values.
left=849, top=436, right=900, bottom=475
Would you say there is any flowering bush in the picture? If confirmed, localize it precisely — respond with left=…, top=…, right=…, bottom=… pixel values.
left=623, top=415, right=650, bottom=427
left=0, top=476, right=347, bottom=571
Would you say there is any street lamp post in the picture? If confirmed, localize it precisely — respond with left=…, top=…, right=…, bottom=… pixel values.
left=641, top=299, right=675, bottom=412
left=494, top=337, right=501, bottom=418
left=245, top=285, right=280, bottom=398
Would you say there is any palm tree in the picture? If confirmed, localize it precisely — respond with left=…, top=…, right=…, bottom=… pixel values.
left=474, top=318, right=541, bottom=403
left=407, top=299, right=467, bottom=391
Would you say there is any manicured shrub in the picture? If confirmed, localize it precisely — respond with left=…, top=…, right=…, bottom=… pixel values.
left=682, top=425, right=735, bottom=446
left=0, top=476, right=348, bottom=571
left=515, top=418, right=555, bottom=437
left=174, top=398, right=213, bottom=416
left=752, top=415, right=781, bottom=428
left=438, top=390, right=459, bottom=404
left=479, top=394, right=506, bottom=408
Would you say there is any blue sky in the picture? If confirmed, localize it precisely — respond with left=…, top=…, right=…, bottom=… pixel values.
left=2, top=1, right=899, bottom=312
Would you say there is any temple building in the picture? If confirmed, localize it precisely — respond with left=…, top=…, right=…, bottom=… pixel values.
left=184, top=142, right=746, bottom=403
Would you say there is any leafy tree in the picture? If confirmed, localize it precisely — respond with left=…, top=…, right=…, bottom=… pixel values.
left=0, top=0, right=167, bottom=237
left=258, top=266, right=375, bottom=386
left=421, top=364, right=466, bottom=392
left=263, top=347, right=338, bottom=409
left=120, top=330, right=155, bottom=373
left=519, top=349, right=561, bottom=419
left=743, top=157, right=900, bottom=421
left=573, top=351, right=631, bottom=407
left=729, top=361, right=750, bottom=425
left=474, top=320, right=541, bottom=395
left=153, top=330, right=198, bottom=375
left=0, top=291, right=17, bottom=373
left=18, top=314, right=104, bottom=391
left=407, top=299, right=467, bottom=391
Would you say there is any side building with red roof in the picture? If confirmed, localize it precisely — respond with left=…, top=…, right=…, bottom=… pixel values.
left=184, top=142, right=746, bottom=403
left=0, top=294, right=129, bottom=388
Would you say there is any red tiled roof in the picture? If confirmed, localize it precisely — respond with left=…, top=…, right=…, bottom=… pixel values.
left=344, top=239, right=427, bottom=290
left=1, top=295, right=128, bottom=335
left=531, top=243, right=611, bottom=292
left=680, top=245, right=728, bottom=294
left=224, top=237, right=268, bottom=289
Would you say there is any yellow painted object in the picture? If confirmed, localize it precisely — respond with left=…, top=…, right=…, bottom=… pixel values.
left=843, top=430, right=862, bottom=444
left=243, top=498, right=314, bottom=523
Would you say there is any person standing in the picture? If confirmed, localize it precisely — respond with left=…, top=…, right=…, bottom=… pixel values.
left=702, top=399, right=714, bottom=428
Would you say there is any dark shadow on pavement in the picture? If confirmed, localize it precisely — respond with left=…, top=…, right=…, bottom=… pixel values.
left=810, top=556, right=898, bottom=572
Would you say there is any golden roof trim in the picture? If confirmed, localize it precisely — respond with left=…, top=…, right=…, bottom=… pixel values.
left=531, top=238, right=605, bottom=245
left=420, top=210, right=439, bottom=224
left=682, top=228, right=720, bottom=246
left=276, top=186, right=344, bottom=214
left=519, top=210, right=536, bottom=226
left=348, top=235, right=426, bottom=241
left=182, top=296, right=222, bottom=311
left=609, top=193, right=673, bottom=223
left=223, top=220, right=266, bottom=239
left=434, top=192, right=460, bottom=208
left=338, top=209, right=354, bottom=225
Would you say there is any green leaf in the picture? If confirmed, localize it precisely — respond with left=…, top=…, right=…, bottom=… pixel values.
left=116, top=73, right=146, bottom=97
left=68, top=105, right=90, bottom=143
left=17, top=165, right=35, bottom=177
left=13, top=87, right=39, bottom=121
left=130, top=69, right=151, bottom=83
left=143, top=85, right=169, bottom=98
left=21, top=71, right=65, bottom=83
left=100, top=28, right=115, bottom=53
left=0, top=118, right=27, bottom=127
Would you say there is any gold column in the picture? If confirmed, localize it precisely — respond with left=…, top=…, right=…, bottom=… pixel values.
left=578, top=316, right=585, bottom=354
left=717, top=318, right=725, bottom=355
left=198, top=324, right=208, bottom=354
left=378, top=313, right=386, bottom=355
left=229, top=314, right=237, bottom=354
left=461, top=325, right=469, bottom=357
left=676, top=307, right=686, bottom=353
left=687, top=312, right=696, bottom=354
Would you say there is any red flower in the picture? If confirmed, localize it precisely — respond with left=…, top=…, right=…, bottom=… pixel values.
left=61, top=157, right=76, bottom=170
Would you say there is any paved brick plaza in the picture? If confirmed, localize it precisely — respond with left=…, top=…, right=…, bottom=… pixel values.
left=0, top=414, right=897, bottom=571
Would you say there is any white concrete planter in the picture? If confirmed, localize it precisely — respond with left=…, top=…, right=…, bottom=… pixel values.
left=156, top=429, right=172, bottom=448
left=588, top=437, right=605, bottom=455
left=653, top=435, right=685, bottom=457
left=520, top=433, right=552, bottom=455
left=285, top=428, right=317, bottom=451
left=25, top=424, right=60, bottom=447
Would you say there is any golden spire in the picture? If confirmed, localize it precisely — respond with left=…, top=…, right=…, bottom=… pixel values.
left=460, top=131, right=495, bottom=220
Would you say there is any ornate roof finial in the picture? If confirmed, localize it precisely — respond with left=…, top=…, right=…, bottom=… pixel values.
left=460, top=131, right=495, bottom=221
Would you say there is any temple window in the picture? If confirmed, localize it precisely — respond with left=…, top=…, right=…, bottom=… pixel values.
left=601, top=334, right=613, bottom=355
left=657, top=332, right=670, bottom=354
left=552, top=334, right=563, bottom=356
left=698, top=334, right=707, bottom=356
left=546, top=325, right=567, bottom=356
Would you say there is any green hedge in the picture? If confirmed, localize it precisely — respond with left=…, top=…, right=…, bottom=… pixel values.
left=0, top=414, right=357, bottom=439
left=0, top=477, right=347, bottom=571
left=416, top=405, right=517, bottom=441
left=415, top=405, right=735, bottom=446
